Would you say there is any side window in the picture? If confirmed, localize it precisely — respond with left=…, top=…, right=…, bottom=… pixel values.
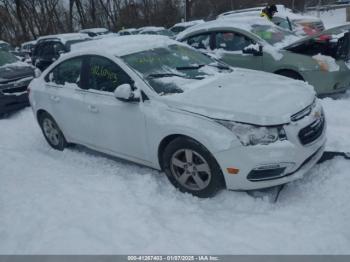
left=88, top=56, right=132, bottom=93
left=215, top=32, right=254, bottom=52
left=186, top=34, right=211, bottom=50
left=52, top=42, right=65, bottom=56
left=45, top=57, right=82, bottom=86
left=41, top=43, right=55, bottom=57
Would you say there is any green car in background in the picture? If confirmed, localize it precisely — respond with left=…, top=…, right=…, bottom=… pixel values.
left=177, top=17, right=350, bottom=97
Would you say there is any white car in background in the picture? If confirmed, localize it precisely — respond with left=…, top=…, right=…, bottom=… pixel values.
left=139, top=26, right=175, bottom=38
left=79, top=28, right=112, bottom=38
left=29, top=35, right=326, bottom=197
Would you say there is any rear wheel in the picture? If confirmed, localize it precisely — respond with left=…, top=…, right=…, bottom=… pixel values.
left=39, top=112, right=67, bottom=151
left=162, top=137, right=225, bottom=198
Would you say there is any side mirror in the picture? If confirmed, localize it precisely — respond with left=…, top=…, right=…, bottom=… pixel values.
left=243, top=45, right=263, bottom=56
left=114, top=84, right=139, bottom=102
left=34, top=68, right=42, bottom=78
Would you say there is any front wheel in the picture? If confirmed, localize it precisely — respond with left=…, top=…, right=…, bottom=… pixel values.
left=39, top=112, right=67, bottom=151
left=162, top=137, right=225, bottom=198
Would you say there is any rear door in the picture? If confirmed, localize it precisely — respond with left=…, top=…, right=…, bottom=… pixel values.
left=43, top=56, right=90, bottom=144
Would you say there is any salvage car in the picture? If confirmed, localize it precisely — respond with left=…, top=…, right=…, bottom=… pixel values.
left=32, top=33, right=90, bottom=71
left=29, top=35, right=326, bottom=197
left=177, top=17, right=350, bottom=96
left=218, top=5, right=325, bottom=36
left=0, top=50, right=34, bottom=116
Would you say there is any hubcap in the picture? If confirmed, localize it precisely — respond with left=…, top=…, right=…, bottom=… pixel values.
left=42, top=118, right=60, bottom=146
left=170, top=149, right=211, bottom=191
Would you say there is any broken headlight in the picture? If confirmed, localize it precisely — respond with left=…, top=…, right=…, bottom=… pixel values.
left=216, top=120, right=287, bottom=146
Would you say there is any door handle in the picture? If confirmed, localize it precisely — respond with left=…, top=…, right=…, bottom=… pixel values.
left=50, top=95, right=60, bottom=103
left=88, top=105, right=99, bottom=113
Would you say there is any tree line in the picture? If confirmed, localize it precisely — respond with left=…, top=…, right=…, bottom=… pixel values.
left=0, top=0, right=337, bottom=45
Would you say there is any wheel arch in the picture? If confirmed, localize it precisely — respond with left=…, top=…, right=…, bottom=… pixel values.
left=274, top=69, right=305, bottom=81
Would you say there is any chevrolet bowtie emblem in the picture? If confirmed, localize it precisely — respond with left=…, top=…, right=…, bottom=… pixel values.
left=314, top=111, right=321, bottom=119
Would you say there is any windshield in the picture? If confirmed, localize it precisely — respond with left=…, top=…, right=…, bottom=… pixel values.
left=0, top=50, right=18, bottom=67
left=251, top=24, right=297, bottom=46
left=122, top=44, right=229, bottom=95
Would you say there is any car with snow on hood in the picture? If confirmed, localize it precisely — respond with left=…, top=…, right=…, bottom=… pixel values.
left=177, top=18, right=350, bottom=97
left=29, top=35, right=326, bottom=197
left=0, top=50, right=35, bottom=115
left=217, top=5, right=325, bottom=36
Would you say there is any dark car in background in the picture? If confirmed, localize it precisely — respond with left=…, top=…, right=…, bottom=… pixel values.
left=32, top=33, right=90, bottom=71
left=0, top=50, right=34, bottom=116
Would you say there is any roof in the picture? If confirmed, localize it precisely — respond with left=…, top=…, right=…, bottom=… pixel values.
left=139, top=26, right=165, bottom=32
left=80, top=28, right=109, bottom=34
left=71, top=35, right=182, bottom=57
left=37, top=33, right=91, bottom=44
left=172, top=20, right=205, bottom=28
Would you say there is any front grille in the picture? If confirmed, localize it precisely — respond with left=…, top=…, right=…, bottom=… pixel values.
left=298, top=113, right=325, bottom=145
left=291, top=99, right=316, bottom=122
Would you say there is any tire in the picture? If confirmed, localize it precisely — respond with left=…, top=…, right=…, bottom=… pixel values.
left=162, top=137, right=225, bottom=198
left=275, top=70, right=304, bottom=81
left=38, top=112, right=67, bottom=151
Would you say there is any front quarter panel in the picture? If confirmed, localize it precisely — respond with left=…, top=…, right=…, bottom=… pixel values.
left=142, top=99, right=240, bottom=170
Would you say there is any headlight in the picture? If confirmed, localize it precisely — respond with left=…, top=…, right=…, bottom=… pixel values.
left=216, top=120, right=287, bottom=146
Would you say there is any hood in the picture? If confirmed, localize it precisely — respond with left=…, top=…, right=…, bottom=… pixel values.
left=283, top=24, right=350, bottom=50
left=0, top=62, right=34, bottom=83
left=163, top=69, right=315, bottom=126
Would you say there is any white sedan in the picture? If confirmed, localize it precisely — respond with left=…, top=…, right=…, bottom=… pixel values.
left=29, top=35, right=326, bottom=197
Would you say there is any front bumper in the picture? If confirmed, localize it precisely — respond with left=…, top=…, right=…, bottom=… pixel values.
left=0, top=77, right=33, bottom=115
left=302, top=67, right=350, bottom=97
left=214, top=102, right=327, bottom=190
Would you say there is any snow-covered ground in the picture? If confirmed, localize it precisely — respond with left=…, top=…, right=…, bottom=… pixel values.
left=1, top=8, right=350, bottom=255
left=1, top=93, right=350, bottom=254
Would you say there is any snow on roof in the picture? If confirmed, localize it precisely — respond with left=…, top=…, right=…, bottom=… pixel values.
left=139, top=26, right=165, bottom=32
left=37, top=33, right=90, bottom=44
left=172, top=20, right=205, bottom=28
left=80, top=28, right=109, bottom=34
left=0, top=40, right=9, bottom=45
left=119, top=28, right=138, bottom=32
left=71, top=35, right=182, bottom=57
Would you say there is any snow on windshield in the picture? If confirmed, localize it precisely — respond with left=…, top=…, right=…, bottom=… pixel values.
left=122, top=44, right=230, bottom=95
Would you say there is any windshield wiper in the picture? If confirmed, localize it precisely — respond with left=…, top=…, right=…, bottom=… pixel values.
left=176, top=64, right=205, bottom=71
left=146, top=72, right=202, bottom=80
